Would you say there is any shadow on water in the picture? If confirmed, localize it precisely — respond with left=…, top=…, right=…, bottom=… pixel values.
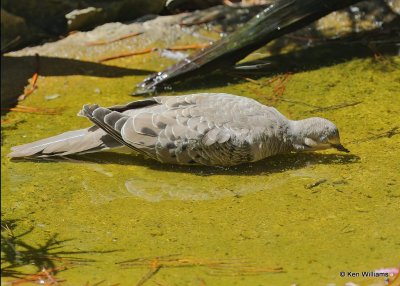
left=11, top=152, right=360, bottom=176
left=170, top=41, right=398, bottom=94
left=10, top=152, right=360, bottom=201
left=1, top=55, right=155, bottom=111
left=163, top=17, right=399, bottom=94
left=1, top=218, right=120, bottom=278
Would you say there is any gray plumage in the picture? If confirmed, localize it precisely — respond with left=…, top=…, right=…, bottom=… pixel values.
left=9, top=93, right=349, bottom=166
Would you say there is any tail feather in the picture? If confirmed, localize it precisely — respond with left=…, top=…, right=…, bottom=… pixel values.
left=8, top=126, right=121, bottom=158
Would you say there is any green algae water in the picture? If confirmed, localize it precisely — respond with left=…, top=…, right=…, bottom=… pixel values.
left=2, top=44, right=400, bottom=285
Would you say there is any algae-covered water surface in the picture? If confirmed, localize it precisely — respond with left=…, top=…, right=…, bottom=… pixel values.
left=2, top=20, right=400, bottom=286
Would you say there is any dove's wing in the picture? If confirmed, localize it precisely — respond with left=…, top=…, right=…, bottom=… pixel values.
left=8, top=98, right=160, bottom=158
left=8, top=126, right=120, bottom=158
left=151, top=93, right=289, bottom=165
left=81, top=93, right=288, bottom=165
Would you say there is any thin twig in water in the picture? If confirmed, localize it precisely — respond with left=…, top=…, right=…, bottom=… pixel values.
left=348, top=126, right=399, bottom=144
left=136, top=264, right=162, bottom=286
left=119, top=255, right=283, bottom=282
left=307, top=101, right=362, bottom=113
left=1, top=119, right=16, bottom=125
left=117, top=254, right=181, bottom=266
left=1, top=222, right=15, bottom=237
left=272, top=73, right=292, bottom=97
left=153, top=281, right=168, bottom=286
left=10, top=267, right=65, bottom=285
left=243, top=77, right=263, bottom=85
left=197, top=277, right=207, bottom=286
left=98, top=44, right=209, bottom=62
left=243, top=73, right=292, bottom=97
left=98, top=48, right=156, bottom=62
left=1, top=36, right=22, bottom=53
left=305, top=179, right=327, bottom=189
left=41, top=267, right=58, bottom=285
left=18, top=54, right=40, bottom=101
left=86, top=31, right=144, bottom=46
left=86, top=280, right=106, bottom=286
left=166, top=44, right=209, bottom=51
left=388, top=269, right=400, bottom=286
left=3, top=105, right=62, bottom=115
left=207, top=265, right=284, bottom=276
left=367, top=42, right=394, bottom=66
left=280, top=98, right=320, bottom=108
left=283, top=34, right=323, bottom=42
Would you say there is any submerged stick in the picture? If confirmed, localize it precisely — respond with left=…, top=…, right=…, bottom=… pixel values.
left=348, top=126, right=399, bottom=144
left=3, top=105, right=62, bottom=115
left=18, top=53, right=40, bottom=101
left=135, top=265, right=162, bottom=286
left=98, top=48, right=156, bottom=62
left=308, top=101, right=363, bottom=113
left=98, top=44, right=209, bottom=62
left=86, top=31, right=143, bottom=46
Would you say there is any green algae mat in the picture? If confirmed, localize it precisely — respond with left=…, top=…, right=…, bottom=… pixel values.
left=2, top=32, right=400, bottom=286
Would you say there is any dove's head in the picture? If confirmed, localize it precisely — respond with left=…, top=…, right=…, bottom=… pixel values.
left=290, top=117, right=349, bottom=153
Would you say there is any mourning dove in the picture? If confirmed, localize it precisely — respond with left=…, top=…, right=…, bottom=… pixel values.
left=9, top=93, right=349, bottom=166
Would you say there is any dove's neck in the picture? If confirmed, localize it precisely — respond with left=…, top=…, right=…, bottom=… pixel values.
left=251, top=120, right=294, bottom=160
left=252, top=117, right=329, bottom=161
left=287, top=118, right=321, bottom=151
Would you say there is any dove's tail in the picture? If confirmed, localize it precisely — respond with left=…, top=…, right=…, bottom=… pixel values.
left=8, top=126, right=121, bottom=158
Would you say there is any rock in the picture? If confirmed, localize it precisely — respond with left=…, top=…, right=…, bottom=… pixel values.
left=386, top=0, right=400, bottom=14
left=66, top=7, right=105, bottom=32
left=1, top=9, right=48, bottom=52
left=1, top=0, right=167, bottom=51
left=1, top=0, right=74, bottom=35
left=166, top=0, right=223, bottom=12
left=66, top=0, right=168, bottom=31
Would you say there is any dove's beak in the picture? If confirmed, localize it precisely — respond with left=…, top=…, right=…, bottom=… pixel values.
left=331, top=144, right=350, bottom=153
